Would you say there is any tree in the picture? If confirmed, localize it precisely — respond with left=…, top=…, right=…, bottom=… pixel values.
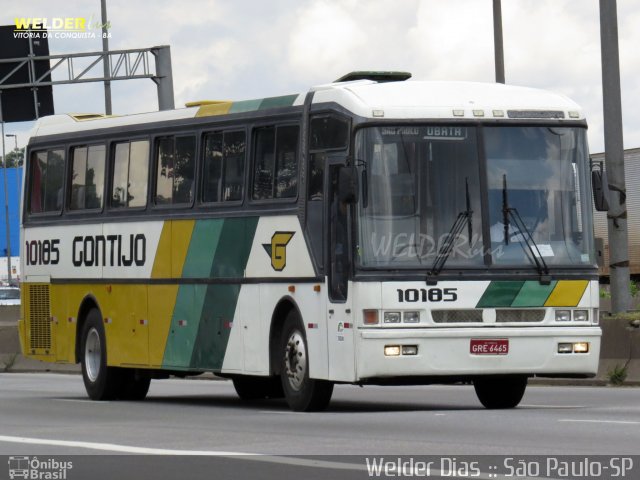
left=2, top=147, right=25, bottom=168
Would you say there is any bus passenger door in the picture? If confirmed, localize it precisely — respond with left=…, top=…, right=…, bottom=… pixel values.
left=326, top=164, right=356, bottom=382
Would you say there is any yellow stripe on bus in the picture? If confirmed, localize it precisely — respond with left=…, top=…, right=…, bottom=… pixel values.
left=194, top=101, right=233, bottom=117
left=148, top=285, right=180, bottom=367
left=151, top=221, right=172, bottom=278
left=171, top=220, right=195, bottom=277
left=544, top=280, right=589, bottom=307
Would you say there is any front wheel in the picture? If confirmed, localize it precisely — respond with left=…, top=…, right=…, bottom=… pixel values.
left=474, top=375, right=528, bottom=409
left=279, top=311, right=333, bottom=411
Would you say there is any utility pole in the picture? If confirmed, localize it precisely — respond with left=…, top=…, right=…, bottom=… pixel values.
left=493, top=0, right=505, bottom=84
left=599, top=0, right=631, bottom=313
left=101, top=0, right=112, bottom=115
left=152, top=46, right=175, bottom=110
left=0, top=93, right=12, bottom=284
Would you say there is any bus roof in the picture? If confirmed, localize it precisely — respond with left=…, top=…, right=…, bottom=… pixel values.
left=28, top=79, right=583, bottom=139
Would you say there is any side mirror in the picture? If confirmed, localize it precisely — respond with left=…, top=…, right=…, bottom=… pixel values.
left=591, top=163, right=610, bottom=212
left=338, top=166, right=359, bottom=204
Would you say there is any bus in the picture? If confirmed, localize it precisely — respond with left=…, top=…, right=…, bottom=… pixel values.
left=19, top=72, right=603, bottom=411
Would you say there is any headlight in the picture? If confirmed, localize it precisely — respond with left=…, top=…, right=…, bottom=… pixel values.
left=573, top=342, right=590, bottom=353
left=384, top=312, right=401, bottom=324
left=403, top=311, right=420, bottom=323
left=555, top=310, right=571, bottom=322
left=384, top=345, right=401, bottom=356
left=573, top=310, right=589, bottom=322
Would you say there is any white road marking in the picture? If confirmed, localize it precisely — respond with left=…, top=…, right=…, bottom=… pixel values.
left=0, top=435, right=363, bottom=471
left=0, top=434, right=559, bottom=479
left=558, top=419, right=640, bottom=425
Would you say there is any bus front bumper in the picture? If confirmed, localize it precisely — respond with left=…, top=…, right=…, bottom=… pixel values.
left=355, top=326, right=601, bottom=381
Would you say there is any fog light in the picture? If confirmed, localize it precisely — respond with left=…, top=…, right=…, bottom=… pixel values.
left=402, top=345, right=418, bottom=355
left=558, top=343, right=573, bottom=354
left=384, top=345, right=401, bottom=356
left=573, top=310, right=588, bottom=322
left=573, top=342, right=589, bottom=353
left=555, top=310, right=571, bottom=322
left=384, top=312, right=401, bottom=324
left=364, top=310, right=379, bottom=325
left=403, top=311, right=420, bottom=323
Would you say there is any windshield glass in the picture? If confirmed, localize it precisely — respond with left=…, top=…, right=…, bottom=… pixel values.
left=485, top=126, right=594, bottom=267
left=356, top=126, right=485, bottom=268
left=355, top=125, right=594, bottom=270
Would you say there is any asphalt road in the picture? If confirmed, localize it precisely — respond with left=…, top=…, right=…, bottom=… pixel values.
left=1, top=374, right=639, bottom=479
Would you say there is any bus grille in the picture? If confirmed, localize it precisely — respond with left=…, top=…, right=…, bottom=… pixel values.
left=29, top=285, right=51, bottom=350
left=496, top=309, right=546, bottom=323
left=431, top=310, right=483, bottom=323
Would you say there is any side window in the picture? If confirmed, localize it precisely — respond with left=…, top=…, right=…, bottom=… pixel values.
left=252, top=125, right=299, bottom=200
left=310, top=115, right=349, bottom=150
left=202, top=130, right=246, bottom=203
left=253, top=127, right=275, bottom=200
left=275, top=126, right=298, bottom=198
left=111, top=140, right=149, bottom=208
left=155, top=135, right=196, bottom=206
left=308, top=153, right=325, bottom=200
left=29, top=149, right=65, bottom=214
left=307, top=115, right=349, bottom=202
left=70, top=145, right=105, bottom=210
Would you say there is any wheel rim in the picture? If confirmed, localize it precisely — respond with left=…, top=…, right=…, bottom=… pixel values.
left=85, top=327, right=101, bottom=383
left=284, top=330, right=307, bottom=391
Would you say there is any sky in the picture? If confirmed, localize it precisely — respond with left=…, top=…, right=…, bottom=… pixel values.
left=1, top=0, right=639, bottom=155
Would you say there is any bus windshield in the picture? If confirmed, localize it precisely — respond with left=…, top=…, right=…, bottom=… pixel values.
left=355, top=125, right=595, bottom=270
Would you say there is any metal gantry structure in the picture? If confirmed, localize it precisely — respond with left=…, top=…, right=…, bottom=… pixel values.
left=0, top=45, right=175, bottom=114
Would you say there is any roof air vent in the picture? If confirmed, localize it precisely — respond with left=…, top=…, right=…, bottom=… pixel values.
left=334, top=71, right=412, bottom=83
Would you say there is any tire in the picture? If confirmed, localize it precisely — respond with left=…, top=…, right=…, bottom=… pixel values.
left=119, top=369, right=151, bottom=401
left=279, top=311, right=333, bottom=411
left=232, top=376, right=284, bottom=400
left=474, top=375, right=528, bottom=409
left=80, top=308, right=122, bottom=400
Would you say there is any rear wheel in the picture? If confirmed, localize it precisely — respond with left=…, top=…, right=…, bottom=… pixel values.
left=232, top=376, right=284, bottom=400
left=279, top=311, right=333, bottom=411
left=474, top=375, right=528, bottom=409
left=80, top=309, right=122, bottom=400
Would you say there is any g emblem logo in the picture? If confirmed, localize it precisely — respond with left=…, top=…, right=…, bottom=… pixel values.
left=262, top=232, right=295, bottom=271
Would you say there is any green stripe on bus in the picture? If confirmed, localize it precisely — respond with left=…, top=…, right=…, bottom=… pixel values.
left=189, top=217, right=259, bottom=369
left=228, top=99, right=263, bottom=113
left=476, top=281, right=525, bottom=308
left=181, top=220, right=223, bottom=278
left=162, top=284, right=208, bottom=368
left=511, top=280, right=558, bottom=307
left=258, top=94, right=299, bottom=110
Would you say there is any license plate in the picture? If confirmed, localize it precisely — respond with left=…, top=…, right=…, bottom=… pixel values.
left=470, top=339, right=509, bottom=355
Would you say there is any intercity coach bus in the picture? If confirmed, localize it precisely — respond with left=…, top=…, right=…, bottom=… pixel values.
left=19, top=72, right=604, bottom=411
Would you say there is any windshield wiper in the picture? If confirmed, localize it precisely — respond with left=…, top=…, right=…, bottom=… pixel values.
left=501, top=174, right=550, bottom=280
left=428, top=178, right=473, bottom=278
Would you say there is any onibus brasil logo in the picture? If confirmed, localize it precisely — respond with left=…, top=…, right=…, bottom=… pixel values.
left=8, top=456, right=73, bottom=480
left=262, top=232, right=295, bottom=271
